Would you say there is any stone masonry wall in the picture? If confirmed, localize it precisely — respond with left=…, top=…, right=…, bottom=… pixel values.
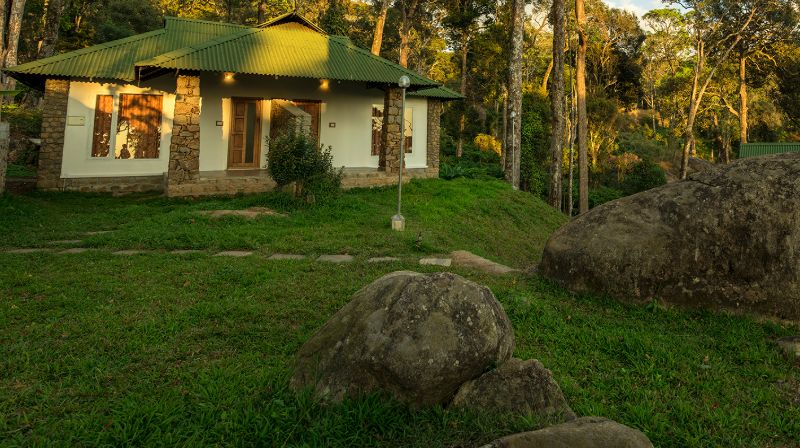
left=167, top=75, right=201, bottom=193
left=379, top=87, right=403, bottom=174
left=61, top=175, right=165, bottom=194
left=426, top=99, right=442, bottom=175
left=38, top=78, right=70, bottom=190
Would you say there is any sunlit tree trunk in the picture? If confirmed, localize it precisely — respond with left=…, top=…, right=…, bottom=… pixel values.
left=38, top=0, right=64, bottom=59
left=257, top=0, right=267, bottom=23
left=371, top=0, right=390, bottom=55
left=739, top=52, right=748, bottom=145
left=3, top=0, right=27, bottom=89
left=576, top=0, right=588, bottom=214
left=505, top=0, right=524, bottom=188
left=547, top=0, right=565, bottom=206
left=398, top=0, right=419, bottom=68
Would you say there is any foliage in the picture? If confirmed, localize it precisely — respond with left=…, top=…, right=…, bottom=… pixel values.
left=266, top=132, right=342, bottom=203
left=619, top=159, right=667, bottom=195
left=520, top=90, right=550, bottom=196
left=473, top=133, right=502, bottom=156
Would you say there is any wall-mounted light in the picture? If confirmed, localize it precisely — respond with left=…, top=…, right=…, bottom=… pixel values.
left=319, top=79, right=330, bottom=91
left=223, top=72, right=235, bottom=82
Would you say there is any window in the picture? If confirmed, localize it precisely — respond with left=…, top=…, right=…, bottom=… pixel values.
left=90, top=93, right=163, bottom=159
left=115, top=94, right=163, bottom=159
left=91, top=95, right=113, bottom=157
left=371, top=105, right=412, bottom=156
left=269, top=99, right=321, bottom=142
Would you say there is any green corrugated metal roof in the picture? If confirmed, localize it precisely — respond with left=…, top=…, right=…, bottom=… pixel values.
left=5, top=13, right=444, bottom=90
left=136, top=21, right=438, bottom=87
left=740, top=143, right=800, bottom=158
left=4, top=17, right=246, bottom=87
left=409, top=86, right=463, bottom=99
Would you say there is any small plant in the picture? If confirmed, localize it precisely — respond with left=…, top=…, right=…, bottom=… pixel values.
left=439, top=163, right=465, bottom=180
left=267, top=131, right=342, bottom=203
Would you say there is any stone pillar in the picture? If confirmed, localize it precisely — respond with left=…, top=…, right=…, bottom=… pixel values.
left=38, top=78, right=70, bottom=191
left=426, top=99, right=442, bottom=175
left=167, top=75, right=201, bottom=190
left=379, top=87, right=403, bottom=174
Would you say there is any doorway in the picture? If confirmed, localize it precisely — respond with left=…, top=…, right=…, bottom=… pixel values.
left=228, top=98, right=262, bottom=168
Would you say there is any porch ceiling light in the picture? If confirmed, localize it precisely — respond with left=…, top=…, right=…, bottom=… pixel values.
left=319, top=79, right=330, bottom=91
left=223, top=72, right=235, bottom=82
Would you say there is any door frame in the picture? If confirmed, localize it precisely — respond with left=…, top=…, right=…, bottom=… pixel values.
left=227, top=97, right=263, bottom=169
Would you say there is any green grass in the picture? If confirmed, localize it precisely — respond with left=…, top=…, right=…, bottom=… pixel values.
left=1, top=179, right=798, bottom=447
left=0, top=178, right=564, bottom=268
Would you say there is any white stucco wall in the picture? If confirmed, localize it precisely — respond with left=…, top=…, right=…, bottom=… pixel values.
left=60, top=74, right=430, bottom=178
left=61, top=80, right=176, bottom=178
left=198, top=73, right=429, bottom=171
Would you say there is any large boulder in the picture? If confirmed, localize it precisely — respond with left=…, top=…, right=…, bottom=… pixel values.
left=291, top=271, right=515, bottom=407
left=450, top=358, right=575, bottom=421
left=480, top=417, right=654, bottom=448
left=540, top=154, right=800, bottom=320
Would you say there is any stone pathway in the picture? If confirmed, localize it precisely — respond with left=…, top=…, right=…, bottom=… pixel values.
left=198, top=207, right=287, bottom=219
left=1, top=246, right=517, bottom=276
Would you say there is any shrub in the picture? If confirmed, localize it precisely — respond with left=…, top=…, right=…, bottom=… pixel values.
left=589, top=186, right=624, bottom=209
left=620, top=159, right=667, bottom=196
left=439, top=163, right=465, bottom=180
left=267, top=132, right=342, bottom=203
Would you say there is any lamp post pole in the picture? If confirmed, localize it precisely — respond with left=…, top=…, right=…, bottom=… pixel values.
left=392, top=75, right=411, bottom=231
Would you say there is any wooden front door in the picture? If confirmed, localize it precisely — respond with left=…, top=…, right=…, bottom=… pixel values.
left=228, top=98, right=262, bottom=168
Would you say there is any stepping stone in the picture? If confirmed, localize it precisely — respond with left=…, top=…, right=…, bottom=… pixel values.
left=113, top=250, right=146, bottom=256
left=47, top=240, right=83, bottom=245
left=778, top=336, right=800, bottom=358
left=171, top=250, right=203, bottom=255
left=85, top=231, right=113, bottom=236
left=419, top=257, right=452, bottom=267
left=317, top=254, right=354, bottom=263
left=199, top=207, right=287, bottom=219
left=215, top=251, right=253, bottom=257
left=367, top=256, right=401, bottom=263
left=450, top=250, right=519, bottom=275
left=268, top=253, right=306, bottom=260
left=59, top=248, right=90, bottom=254
left=6, top=248, right=51, bottom=254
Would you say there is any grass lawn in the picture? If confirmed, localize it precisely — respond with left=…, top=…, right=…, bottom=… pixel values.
left=1, top=178, right=798, bottom=447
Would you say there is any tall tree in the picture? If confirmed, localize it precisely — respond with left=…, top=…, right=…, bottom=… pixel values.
left=505, top=0, right=524, bottom=187
left=3, top=0, right=27, bottom=88
left=673, top=0, right=756, bottom=179
left=548, top=0, right=566, bottom=206
left=576, top=0, right=588, bottom=213
left=397, top=0, right=421, bottom=67
left=371, top=0, right=391, bottom=55
left=37, top=0, right=64, bottom=58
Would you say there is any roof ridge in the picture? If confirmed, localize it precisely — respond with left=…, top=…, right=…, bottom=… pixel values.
left=5, top=29, right=166, bottom=73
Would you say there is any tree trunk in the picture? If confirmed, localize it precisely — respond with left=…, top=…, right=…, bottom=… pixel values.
left=398, top=0, right=419, bottom=68
left=371, top=0, right=390, bottom=56
left=576, top=0, right=589, bottom=214
left=258, top=0, right=267, bottom=23
left=3, top=0, right=27, bottom=89
left=505, top=0, right=524, bottom=189
left=456, top=39, right=468, bottom=158
left=547, top=0, right=565, bottom=207
left=540, top=57, right=553, bottom=94
left=739, top=52, right=748, bottom=145
left=38, top=0, right=64, bottom=59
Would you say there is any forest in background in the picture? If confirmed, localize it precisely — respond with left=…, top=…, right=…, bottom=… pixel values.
left=2, top=0, right=800, bottom=213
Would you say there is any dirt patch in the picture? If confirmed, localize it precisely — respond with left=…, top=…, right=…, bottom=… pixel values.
left=450, top=250, right=518, bottom=275
left=198, top=207, right=287, bottom=219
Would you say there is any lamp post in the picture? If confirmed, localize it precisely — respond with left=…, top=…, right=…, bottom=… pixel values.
left=392, top=75, right=411, bottom=231
left=510, top=110, right=518, bottom=190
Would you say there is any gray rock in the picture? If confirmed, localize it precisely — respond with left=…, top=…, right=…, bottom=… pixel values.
left=450, top=358, right=575, bottom=421
left=539, top=154, right=800, bottom=320
left=214, top=251, right=253, bottom=257
left=480, top=417, right=654, bottom=448
left=367, top=256, right=401, bottom=263
left=291, top=271, right=515, bottom=407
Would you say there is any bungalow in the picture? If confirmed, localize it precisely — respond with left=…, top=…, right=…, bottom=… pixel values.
left=4, top=12, right=460, bottom=196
